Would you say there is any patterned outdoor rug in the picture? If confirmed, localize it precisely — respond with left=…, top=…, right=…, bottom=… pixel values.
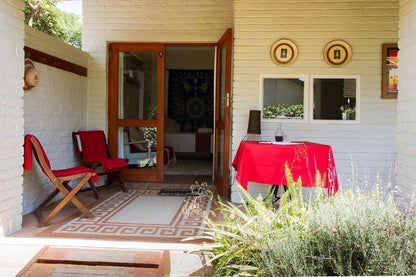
left=37, top=189, right=213, bottom=243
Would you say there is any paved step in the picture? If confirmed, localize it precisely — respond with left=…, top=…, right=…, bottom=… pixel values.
left=16, top=246, right=170, bottom=277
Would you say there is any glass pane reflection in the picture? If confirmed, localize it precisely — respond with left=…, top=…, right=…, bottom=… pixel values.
left=216, top=129, right=224, bottom=178
left=118, top=127, right=157, bottom=169
left=118, top=52, right=158, bottom=120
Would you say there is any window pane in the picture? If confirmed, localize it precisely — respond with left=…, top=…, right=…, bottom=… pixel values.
left=219, top=46, right=227, bottom=121
left=216, top=129, right=224, bottom=178
left=262, top=78, right=304, bottom=119
left=119, top=127, right=157, bottom=169
left=118, top=52, right=157, bottom=120
left=313, top=78, right=356, bottom=120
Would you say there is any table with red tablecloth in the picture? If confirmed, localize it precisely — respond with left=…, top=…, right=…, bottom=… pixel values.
left=232, top=141, right=339, bottom=196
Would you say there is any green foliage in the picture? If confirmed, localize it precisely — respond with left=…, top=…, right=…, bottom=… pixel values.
left=340, top=105, right=356, bottom=120
left=261, top=189, right=416, bottom=276
left=263, top=104, right=303, bottom=119
left=199, top=166, right=315, bottom=276
left=197, top=166, right=416, bottom=276
left=24, top=0, right=82, bottom=48
left=345, top=108, right=356, bottom=120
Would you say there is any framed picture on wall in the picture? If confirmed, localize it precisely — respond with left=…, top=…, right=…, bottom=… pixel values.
left=382, top=43, right=399, bottom=99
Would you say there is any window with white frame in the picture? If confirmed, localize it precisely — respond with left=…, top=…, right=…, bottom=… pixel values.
left=311, top=76, right=359, bottom=121
left=260, top=75, right=308, bottom=121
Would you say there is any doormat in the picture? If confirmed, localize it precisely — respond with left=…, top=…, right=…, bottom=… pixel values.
left=158, top=188, right=199, bottom=196
left=37, top=189, right=212, bottom=243
left=16, top=246, right=170, bottom=276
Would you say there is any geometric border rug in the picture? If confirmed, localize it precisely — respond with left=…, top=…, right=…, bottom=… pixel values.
left=36, top=189, right=213, bottom=243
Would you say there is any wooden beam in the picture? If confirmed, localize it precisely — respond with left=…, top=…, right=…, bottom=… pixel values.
left=24, top=46, right=87, bottom=77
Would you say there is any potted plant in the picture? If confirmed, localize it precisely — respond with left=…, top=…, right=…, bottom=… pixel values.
left=340, top=106, right=356, bottom=120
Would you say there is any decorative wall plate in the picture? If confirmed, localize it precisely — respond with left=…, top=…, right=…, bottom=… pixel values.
left=324, top=40, right=352, bottom=67
left=270, top=39, right=298, bottom=66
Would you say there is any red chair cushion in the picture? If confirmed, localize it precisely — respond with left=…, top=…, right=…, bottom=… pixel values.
left=164, top=146, right=174, bottom=161
left=53, top=167, right=99, bottom=182
left=101, top=158, right=128, bottom=173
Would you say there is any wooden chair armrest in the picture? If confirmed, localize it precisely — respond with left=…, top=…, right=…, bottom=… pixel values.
left=125, top=140, right=148, bottom=145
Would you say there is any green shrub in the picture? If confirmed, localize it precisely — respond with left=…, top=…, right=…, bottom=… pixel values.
left=196, top=166, right=416, bottom=276
left=261, top=189, right=416, bottom=276
left=263, top=104, right=304, bottom=119
left=198, top=166, right=315, bottom=276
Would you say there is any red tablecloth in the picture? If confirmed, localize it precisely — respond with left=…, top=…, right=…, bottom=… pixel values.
left=232, top=141, right=339, bottom=196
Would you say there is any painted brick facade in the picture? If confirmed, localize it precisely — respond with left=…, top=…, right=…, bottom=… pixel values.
left=83, top=0, right=405, bottom=201
left=23, top=26, right=89, bottom=214
left=82, top=0, right=234, bottom=131
left=231, top=0, right=399, bottom=200
left=0, top=0, right=24, bottom=235
left=0, top=0, right=413, bottom=235
left=397, top=0, right=416, bottom=196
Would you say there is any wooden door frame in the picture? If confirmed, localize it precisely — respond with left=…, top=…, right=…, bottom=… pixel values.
left=108, top=43, right=165, bottom=181
left=108, top=42, right=219, bottom=182
left=214, top=28, right=233, bottom=197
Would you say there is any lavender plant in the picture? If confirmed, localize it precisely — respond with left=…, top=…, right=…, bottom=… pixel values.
left=261, top=188, right=416, bottom=276
left=194, top=165, right=416, bottom=276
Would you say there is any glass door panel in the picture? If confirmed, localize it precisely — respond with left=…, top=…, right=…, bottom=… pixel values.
left=119, top=127, right=158, bottom=169
left=118, top=52, right=158, bottom=120
left=108, top=43, right=164, bottom=182
left=216, top=129, right=224, bottom=178
left=219, top=46, right=227, bottom=121
left=214, top=29, right=232, bottom=196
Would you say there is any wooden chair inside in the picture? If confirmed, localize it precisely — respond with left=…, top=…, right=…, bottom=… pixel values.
left=28, top=136, right=97, bottom=227
left=73, top=131, right=128, bottom=194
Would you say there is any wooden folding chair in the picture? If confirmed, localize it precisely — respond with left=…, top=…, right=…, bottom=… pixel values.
left=73, top=130, right=128, bottom=194
left=24, top=135, right=98, bottom=227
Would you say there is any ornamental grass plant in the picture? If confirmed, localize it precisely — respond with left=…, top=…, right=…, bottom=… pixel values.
left=195, top=166, right=416, bottom=276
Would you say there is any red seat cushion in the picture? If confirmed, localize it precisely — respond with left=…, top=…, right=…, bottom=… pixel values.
left=101, top=158, right=128, bottom=173
left=164, top=146, right=175, bottom=161
left=53, top=167, right=99, bottom=182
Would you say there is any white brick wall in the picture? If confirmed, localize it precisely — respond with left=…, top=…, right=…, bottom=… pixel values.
left=83, top=0, right=402, bottom=201
left=23, top=26, right=89, bottom=214
left=397, top=0, right=416, bottom=197
left=231, top=0, right=399, bottom=200
left=82, top=0, right=234, bottom=131
left=0, top=0, right=24, bottom=235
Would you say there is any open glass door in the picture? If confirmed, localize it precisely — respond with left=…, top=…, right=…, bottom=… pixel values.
left=214, top=29, right=232, bottom=196
left=108, top=43, right=165, bottom=182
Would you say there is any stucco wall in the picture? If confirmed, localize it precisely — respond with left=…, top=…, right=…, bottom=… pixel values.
left=0, top=0, right=24, bottom=236
left=23, top=26, right=89, bottom=214
left=82, top=0, right=234, bottom=131
left=232, top=0, right=399, bottom=200
left=397, top=0, right=416, bottom=197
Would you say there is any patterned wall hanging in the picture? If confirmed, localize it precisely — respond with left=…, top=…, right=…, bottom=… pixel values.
left=168, top=70, right=214, bottom=132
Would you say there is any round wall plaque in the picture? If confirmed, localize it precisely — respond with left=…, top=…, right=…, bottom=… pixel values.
left=323, top=40, right=352, bottom=67
left=270, top=39, right=298, bottom=66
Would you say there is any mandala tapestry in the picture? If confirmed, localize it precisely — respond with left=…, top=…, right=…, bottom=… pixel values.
left=168, top=70, right=214, bottom=132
